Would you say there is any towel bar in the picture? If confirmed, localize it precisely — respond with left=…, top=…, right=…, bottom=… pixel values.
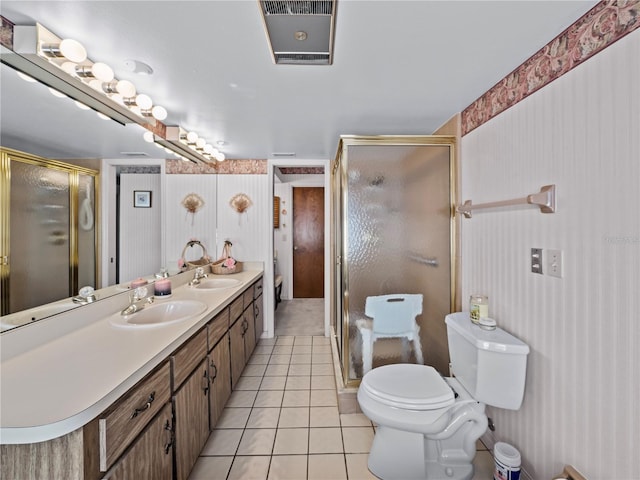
left=456, top=184, right=556, bottom=218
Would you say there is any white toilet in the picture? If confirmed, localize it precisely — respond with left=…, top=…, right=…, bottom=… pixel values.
left=357, top=312, right=530, bottom=480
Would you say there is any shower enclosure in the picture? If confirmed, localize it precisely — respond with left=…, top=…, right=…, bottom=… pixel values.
left=331, top=136, right=457, bottom=386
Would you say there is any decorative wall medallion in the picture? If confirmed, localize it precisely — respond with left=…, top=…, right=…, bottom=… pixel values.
left=182, top=193, right=205, bottom=225
left=230, top=193, right=252, bottom=213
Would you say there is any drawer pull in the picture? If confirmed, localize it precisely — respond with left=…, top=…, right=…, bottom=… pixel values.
left=210, top=360, right=218, bottom=381
left=164, top=419, right=174, bottom=455
left=130, top=391, right=155, bottom=419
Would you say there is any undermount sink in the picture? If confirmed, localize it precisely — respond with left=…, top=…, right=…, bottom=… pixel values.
left=192, top=278, right=241, bottom=290
left=109, top=300, right=208, bottom=329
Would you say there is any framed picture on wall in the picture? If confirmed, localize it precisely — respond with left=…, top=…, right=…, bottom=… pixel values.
left=134, top=190, right=152, bottom=208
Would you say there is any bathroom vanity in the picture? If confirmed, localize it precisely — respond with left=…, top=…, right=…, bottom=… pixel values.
left=0, top=266, right=264, bottom=480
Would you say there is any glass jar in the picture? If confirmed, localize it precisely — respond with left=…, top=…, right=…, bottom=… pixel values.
left=469, top=294, right=489, bottom=324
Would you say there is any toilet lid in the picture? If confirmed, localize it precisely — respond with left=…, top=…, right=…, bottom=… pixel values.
left=361, top=364, right=455, bottom=410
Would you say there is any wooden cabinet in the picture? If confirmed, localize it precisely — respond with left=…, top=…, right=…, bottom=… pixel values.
left=173, top=359, right=210, bottom=480
left=229, top=316, right=246, bottom=388
left=99, top=362, right=171, bottom=472
left=207, top=332, right=231, bottom=429
left=254, top=279, right=264, bottom=344
left=243, top=309, right=256, bottom=363
left=103, top=404, right=173, bottom=480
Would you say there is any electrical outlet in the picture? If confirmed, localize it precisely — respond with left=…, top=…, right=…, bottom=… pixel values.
left=546, top=249, right=563, bottom=278
left=531, top=248, right=543, bottom=274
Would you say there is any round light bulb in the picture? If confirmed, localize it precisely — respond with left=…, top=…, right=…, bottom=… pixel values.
left=91, top=62, right=114, bottom=82
left=155, top=142, right=165, bottom=149
left=186, top=131, right=198, bottom=143
left=48, top=87, right=67, bottom=98
left=111, top=93, right=124, bottom=104
left=61, top=61, right=78, bottom=76
left=151, top=105, right=167, bottom=121
left=214, top=152, right=226, bottom=162
left=136, top=94, right=153, bottom=110
left=59, top=39, right=87, bottom=63
left=88, top=79, right=103, bottom=90
left=129, top=105, right=142, bottom=116
left=143, top=131, right=155, bottom=143
left=96, top=112, right=110, bottom=120
left=203, top=144, right=214, bottom=154
left=75, top=100, right=90, bottom=110
left=210, top=148, right=220, bottom=157
left=195, top=138, right=206, bottom=149
left=17, top=71, right=37, bottom=82
left=116, top=79, right=136, bottom=97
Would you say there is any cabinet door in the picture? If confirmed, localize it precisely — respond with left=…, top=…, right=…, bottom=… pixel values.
left=174, top=359, right=210, bottom=480
left=254, top=295, right=264, bottom=344
left=208, top=333, right=231, bottom=429
left=104, top=404, right=173, bottom=480
left=229, top=318, right=246, bottom=388
left=243, top=307, right=256, bottom=363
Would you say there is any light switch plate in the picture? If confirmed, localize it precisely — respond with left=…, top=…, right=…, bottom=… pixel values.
left=531, top=248, right=543, bottom=274
left=546, top=249, right=563, bottom=278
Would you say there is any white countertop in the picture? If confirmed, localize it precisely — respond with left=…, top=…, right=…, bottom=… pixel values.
left=0, top=267, right=263, bottom=445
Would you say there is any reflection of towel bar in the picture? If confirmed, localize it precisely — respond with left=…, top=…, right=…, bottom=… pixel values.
left=457, top=184, right=556, bottom=218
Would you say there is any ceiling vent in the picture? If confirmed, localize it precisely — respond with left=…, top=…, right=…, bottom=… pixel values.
left=259, top=1, right=337, bottom=65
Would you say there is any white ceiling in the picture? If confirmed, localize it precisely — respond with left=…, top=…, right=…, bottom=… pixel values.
left=1, top=1, right=598, bottom=162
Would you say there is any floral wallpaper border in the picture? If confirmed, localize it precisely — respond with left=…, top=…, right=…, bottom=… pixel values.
left=461, top=1, right=640, bottom=136
left=166, top=159, right=267, bottom=175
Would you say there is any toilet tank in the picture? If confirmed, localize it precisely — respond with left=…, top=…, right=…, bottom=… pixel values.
left=445, top=312, right=530, bottom=410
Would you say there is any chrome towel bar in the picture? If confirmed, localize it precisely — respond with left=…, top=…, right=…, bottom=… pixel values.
left=456, top=184, right=556, bottom=218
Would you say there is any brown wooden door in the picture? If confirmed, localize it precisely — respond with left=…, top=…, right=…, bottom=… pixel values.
left=293, top=187, right=324, bottom=298
left=208, top=333, right=231, bottom=429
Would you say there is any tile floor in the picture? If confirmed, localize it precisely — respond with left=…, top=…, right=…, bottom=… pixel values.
left=188, top=333, right=496, bottom=480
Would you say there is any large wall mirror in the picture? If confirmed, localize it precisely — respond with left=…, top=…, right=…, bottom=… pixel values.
left=1, top=55, right=167, bottom=332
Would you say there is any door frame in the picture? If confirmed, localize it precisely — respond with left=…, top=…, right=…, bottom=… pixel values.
left=266, top=159, right=331, bottom=338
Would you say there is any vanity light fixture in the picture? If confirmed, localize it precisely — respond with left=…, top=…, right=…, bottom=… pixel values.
left=40, top=38, right=87, bottom=63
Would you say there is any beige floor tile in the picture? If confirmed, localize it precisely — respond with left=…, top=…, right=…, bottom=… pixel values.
left=254, top=390, right=285, bottom=408
left=216, top=407, right=251, bottom=429
left=227, top=455, right=271, bottom=480
left=260, top=376, right=287, bottom=390
left=272, top=345, right=293, bottom=354
left=258, top=338, right=277, bottom=346
left=293, top=336, right=314, bottom=345
left=272, top=428, right=309, bottom=455
left=290, top=354, right=312, bottom=365
left=307, top=454, right=346, bottom=480
left=201, top=429, right=244, bottom=456
left=340, top=413, right=373, bottom=427
left=312, top=345, right=332, bottom=354
left=310, top=389, right=337, bottom=407
left=267, top=454, right=308, bottom=480
left=282, top=390, right=310, bottom=407
left=248, top=354, right=271, bottom=365
left=311, top=353, right=333, bottom=364
left=310, top=406, right=341, bottom=427
left=311, top=376, right=336, bottom=390
left=269, top=354, right=291, bottom=365
left=312, top=336, right=330, bottom=345
left=345, top=454, right=377, bottom=480
left=264, top=364, right=290, bottom=376
left=188, top=456, right=234, bottom=480
left=292, top=344, right=312, bottom=354
left=285, top=376, right=311, bottom=390
left=278, top=407, right=309, bottom=428
left=253, top=345, right=274, bottom=355
left=311, top=363, right=334, bottom=376
left=246, top=407, right=281, bottom=429
left=309, top=427, right=343, bottom=454
left=227, top=390, right=258, bottom=408
left=472, top=450, right=495, bottom=480
left=342, top=427, right=374, bottom=454
left=276, top=336, right=295, bottom=345
left=287, top=363, right=311, bottom=376
left=236, top=428, right=277, bottom=455
left=242, top=364, right=268, bottom=377
left=234, top=376, right=263, bottom=391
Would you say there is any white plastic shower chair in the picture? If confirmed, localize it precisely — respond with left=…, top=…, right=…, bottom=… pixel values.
left=357, top=294, right=424, bottom=375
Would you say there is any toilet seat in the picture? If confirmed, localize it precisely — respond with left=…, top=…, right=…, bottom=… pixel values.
left=360, top=364, right=455, bottom=410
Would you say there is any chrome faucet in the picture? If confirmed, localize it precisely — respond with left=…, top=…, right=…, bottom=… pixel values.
left=188, top=267, right=208, bottom=286
left=121, top=286, right=155, bottom=316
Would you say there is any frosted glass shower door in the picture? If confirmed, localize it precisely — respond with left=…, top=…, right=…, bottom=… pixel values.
left=334, top=137, right=456, bottom=384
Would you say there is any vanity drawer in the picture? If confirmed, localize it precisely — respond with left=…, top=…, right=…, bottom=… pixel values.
left=243, top=288, right=254, bottom=311
left=253, top=278, right=263, bottom=299
left=171, top=328, right=208, bottom=390
left=208, top=308, right=230, bottom=351
left=99, top=361, right=171, bottom=472
left=229, top=296, right=244, bottom=325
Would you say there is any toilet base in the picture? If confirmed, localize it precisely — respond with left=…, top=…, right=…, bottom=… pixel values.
left=367, top=424, right=476, bottom=480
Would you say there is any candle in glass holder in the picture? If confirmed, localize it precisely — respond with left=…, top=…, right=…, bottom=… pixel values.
left=154, top=278, right=172, bottom=297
